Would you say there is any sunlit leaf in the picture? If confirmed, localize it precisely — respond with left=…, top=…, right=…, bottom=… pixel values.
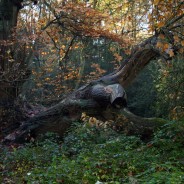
left=156, top=41, right=163, bottom=48
left=163, top=43, right=169, bottom=50
left=153, top=0, right=160, bottom=5
left=174, top=35, right=179, bottom=43
left=157, top=22, right=164, bottom=28
left=159, top=34, right=165, bottom=39
left=181, top=40, right=184, bottom=46
left=168, top=49, right=174, bottom=57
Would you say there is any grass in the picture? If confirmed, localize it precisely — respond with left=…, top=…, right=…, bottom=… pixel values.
left=0, top=120, right=184, bottom=183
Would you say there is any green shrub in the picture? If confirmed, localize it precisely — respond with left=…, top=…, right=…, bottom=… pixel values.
left=0, top=121, right=184, bottom=183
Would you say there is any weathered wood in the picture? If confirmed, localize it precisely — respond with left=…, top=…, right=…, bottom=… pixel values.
left=119, top=108, right=167, bottom=136
left=3, top=83, right=127, bottom=143
left=2, top=29, right=177, bottom=143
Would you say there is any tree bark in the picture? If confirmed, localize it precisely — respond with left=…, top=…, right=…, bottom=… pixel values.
left=3, top=28, right=178, bottom=143
left=0, top=0, right=23, bottom=99
left=0, top=0, right=33, bottom=140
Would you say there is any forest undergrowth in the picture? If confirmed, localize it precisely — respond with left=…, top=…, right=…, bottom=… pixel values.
left=0, top=120, right=184, bottom=184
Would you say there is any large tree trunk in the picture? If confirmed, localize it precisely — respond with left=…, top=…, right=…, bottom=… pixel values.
left=3, top=28, right=178, bottom=143
left=0, top=0, right=23, bottom=99
left=0, top=0, right=31, bottom=140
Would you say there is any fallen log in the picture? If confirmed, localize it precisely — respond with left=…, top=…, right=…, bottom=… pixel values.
left=2, top=28, right=178, bottom=143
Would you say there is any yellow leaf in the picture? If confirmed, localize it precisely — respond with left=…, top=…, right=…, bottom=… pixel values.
left=148, top=25, right=154, bottom=33
left=61, top=45, right=65, bottom=49
left=179, top=48, right=184, bottom=54
left=154, top=0, right=160, bottom=5
left=181, top=40, right=184, bottom=46
left=148, top=14, right=152, bottom=20
left=116, top=6, right=122, bottom=11
left=163, top=43, right=169, bottom=50
left=169, top=49, right=174, bottom=57
left=159, top=34, right=165, bottom=39
left=174, top=35, right=179, bottom=43
left=157, top=22, right=165, bottom=28
left=123, top=3, right=128, bottom=11
left=114, top=53, right=122, bottom=62
left=45, top=78, right=50, bottom=81
left=156, top=41, right=163, bottom=48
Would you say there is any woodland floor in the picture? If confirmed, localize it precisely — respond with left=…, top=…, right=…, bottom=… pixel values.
left=0, top=120, right=184, bottom=184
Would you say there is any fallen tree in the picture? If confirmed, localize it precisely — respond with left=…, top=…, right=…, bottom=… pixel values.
left=3, top=25, right=181, bottom=144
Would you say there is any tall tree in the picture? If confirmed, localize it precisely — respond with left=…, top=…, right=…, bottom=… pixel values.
left=0, top=0, right=23, bottom=99
left=0, top=0, right=38, bottom=138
